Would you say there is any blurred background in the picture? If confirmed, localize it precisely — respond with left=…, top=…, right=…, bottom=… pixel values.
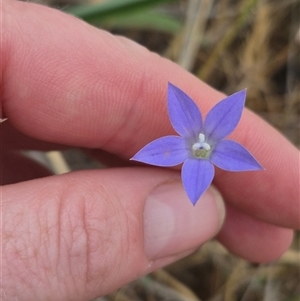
left=23, top=0, right=300, bottom=300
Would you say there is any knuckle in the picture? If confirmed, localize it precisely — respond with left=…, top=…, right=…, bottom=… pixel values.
left=58, top=179, right=131, bottom=291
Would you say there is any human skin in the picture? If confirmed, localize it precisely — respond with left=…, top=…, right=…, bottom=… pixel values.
left=1, top=1, right=299, bottom=300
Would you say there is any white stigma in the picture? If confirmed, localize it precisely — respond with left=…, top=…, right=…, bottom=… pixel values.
left=199, top=133, right=205, bottom=143
left=193, top=133, right=211, bottom=151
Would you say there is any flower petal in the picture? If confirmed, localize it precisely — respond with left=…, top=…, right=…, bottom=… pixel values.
left=168, top=83, right=202, bottom=140
left=131, top=136, right=188, bottom=167
left=204, top=89, right=246, bottom=142
left=182, top=159, right=215, bottom=205
left=210, top=140, right=264, bottom=171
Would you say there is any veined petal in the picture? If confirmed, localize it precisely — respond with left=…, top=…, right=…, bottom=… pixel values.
left=182, top=159, right=214, bottom=205
left=168, top=83, right=203, bottom=140
left=210, top=140, right=264, bottom=171
left=204, top=89, right=246, bottom=142
left=131, top=136, right=188, bottom=167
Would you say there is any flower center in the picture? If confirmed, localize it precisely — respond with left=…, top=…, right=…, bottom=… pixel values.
left=192, top=133, right=211, bottom=159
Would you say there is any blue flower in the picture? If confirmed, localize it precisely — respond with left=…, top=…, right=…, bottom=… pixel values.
left=131, top=83, right=263, bottom=205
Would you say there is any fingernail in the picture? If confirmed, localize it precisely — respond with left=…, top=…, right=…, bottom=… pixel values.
left=144, top=180, right=225, bottom=260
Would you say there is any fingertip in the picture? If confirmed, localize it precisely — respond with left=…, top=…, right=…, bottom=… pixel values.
left=144, top=182, right=224, bottom=260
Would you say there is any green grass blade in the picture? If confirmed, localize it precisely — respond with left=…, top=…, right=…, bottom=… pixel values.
left=64, top=0, right=179, bottom=24
left=92, top=11, right=181, bottom=34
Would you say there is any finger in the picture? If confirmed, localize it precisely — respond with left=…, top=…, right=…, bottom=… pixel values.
left=3, top=1, right=299, bottom=229
left=216, top=204, right=293, bottom=263
left=4, top=1, right=223, bottom=148
left=2, top=168, right=224, bottom=300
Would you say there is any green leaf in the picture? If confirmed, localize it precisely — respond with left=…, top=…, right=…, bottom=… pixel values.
left=64, top=0, right=180, bottom=24
left=93, top=11, right=181, bottom=34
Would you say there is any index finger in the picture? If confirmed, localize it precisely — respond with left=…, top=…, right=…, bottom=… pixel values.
left=3, top=1, right=299, bottom=229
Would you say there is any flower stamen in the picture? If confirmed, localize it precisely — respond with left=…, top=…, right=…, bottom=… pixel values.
left=192, top=133, right=211, bottom=158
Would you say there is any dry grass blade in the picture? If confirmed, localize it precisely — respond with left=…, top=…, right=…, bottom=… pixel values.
left=177, top=0, right=214, bottom=71
left=46, top=151, right=71, bottom=174
left=151, top=269, right=202, bottom=301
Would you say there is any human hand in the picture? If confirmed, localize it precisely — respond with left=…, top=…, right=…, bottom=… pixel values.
left=2, top=1, right=299, bottom=300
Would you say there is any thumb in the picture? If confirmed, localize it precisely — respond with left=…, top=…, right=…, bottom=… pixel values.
left=3, top=168, right=225, bottom=301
